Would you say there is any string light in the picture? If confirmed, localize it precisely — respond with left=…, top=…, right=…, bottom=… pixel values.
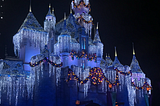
left=131, top=81, right=152, bottom=90
left=70, top=50, right=97, bottom=62
left=29, top=57, right=63, bottom=67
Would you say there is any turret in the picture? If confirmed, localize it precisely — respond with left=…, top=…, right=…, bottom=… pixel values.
left=44, top=4, right=56, bottom=33
left=13, top=4, right=47, bottom=63
left=112, top=47, right=123, bottom=68
left=130, top=44, right=145, bottom=78
left=58, top=13, right=71, bottom=53
left=93, top=23, right=103, bottom=59
left=105, top=54, right=113, bottom=67
left=44, top=4, right=56, bottom=54
left=55, top=13, right=71, bottom=67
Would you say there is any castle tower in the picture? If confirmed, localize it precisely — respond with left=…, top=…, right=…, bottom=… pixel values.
left=56, top=13, right=71, bottom=67
left=44, top=4, right=56, bottom=33
left=93, top=23, right=103, bottom=67
left=44, top=4, right=56, bottom=54
left=130, top=45, right=149, bottom=106
left=13, top=5, right=48, bottom=63
left=71, top=0, right=93, bottom=37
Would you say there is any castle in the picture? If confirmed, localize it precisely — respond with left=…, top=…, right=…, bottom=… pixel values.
left=0, top=0, right=151, bottom=106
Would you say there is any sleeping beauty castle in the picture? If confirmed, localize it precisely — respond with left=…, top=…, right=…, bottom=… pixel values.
left=0, top=0, right=152, bottom=106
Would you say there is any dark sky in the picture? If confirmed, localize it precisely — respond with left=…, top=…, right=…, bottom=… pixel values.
left=0, top=0, right=160, bottom=105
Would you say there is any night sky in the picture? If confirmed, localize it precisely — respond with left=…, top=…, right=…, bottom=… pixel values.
left=0, top=0, right=160, bottom=105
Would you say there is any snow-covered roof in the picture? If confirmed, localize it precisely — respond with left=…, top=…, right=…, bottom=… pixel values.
left=18, top=12, right=44, bottom=32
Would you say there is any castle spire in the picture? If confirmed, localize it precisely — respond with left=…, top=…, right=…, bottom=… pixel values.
left=60, top=13, right=68, bottom=35
left=49, top=4, right=51, bottom=9
left=5, top=45, right=8, bottom=58
left=93, top=22, right=101, bottom=43
left=130, top=44, right=143, bottom=73
left=70, top=6, right=72, bottom=14
left=52, top=7, right=54, bottom=13
left=29, top=0, right=32, bottom=12
left=112, top=47, right=123, bottom=67
left=115, top=47, right=117, bottom=57
left=96, top=22, right=98, bottom=29
left=46, top=4, right=52, bottom=16
left=64, top=12, right=66, bottom=20
left=132, top=43, right=135, bottom=55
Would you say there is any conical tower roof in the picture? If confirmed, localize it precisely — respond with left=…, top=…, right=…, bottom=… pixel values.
left=93, top=23, right=101, bottom=43
left=60, top=13, right=70, bottom=35
left=51, top=7, right=55, bottom=17
left=130, top=46, right=143, bottom=73
left=18, top=12, right=44, bottom=32
left=112, top=47, right=123, bottom=67
left=46, top=4, right=55, bottom=17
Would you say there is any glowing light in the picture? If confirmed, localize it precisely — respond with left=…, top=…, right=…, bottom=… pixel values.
left=1, top=17, right=3, bottom=19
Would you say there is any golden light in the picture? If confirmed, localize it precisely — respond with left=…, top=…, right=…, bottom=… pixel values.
left=109, top=84, right=112, bottom=88
left=146, top=87, right=150, bottom=91
left=75, top=100, right=80, bottom=105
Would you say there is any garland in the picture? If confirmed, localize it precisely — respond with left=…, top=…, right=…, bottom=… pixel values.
left=66, top=67, right=120, bottom=86
left=114, top=68, right=132, bottom=76
left=89, top=67, right=104, bottom=85
left=131, top=81, right=152, bottom=90
left=77, top=17, right=93, bottom=24
left=66, top=68, right=89, bottom=84
left=72, top=1, right=91, bottom=11
left=103, top=70, right=120, bottom=87
left=70, top=50, right=97, bottom=62
left=29, top=57, right=63, bottom=67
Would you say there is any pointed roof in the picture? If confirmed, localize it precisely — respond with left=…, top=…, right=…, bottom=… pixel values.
left=112, top=47, right=123, bottom=67
left=51, top=7, right=55, bottom=17
left=46, top=4, right=52, bottom=16
left=105, top=54, right=113, bottom=67
left=60, top=13, right=70, bottom=35
left=93, top=23, right=101, bottom=43
left=18, top=12, right=44, bottom=32
left=130, top=46, right=143, bottom=73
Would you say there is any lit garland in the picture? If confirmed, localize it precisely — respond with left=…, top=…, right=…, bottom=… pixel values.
left=114, top=68, right=132, bottom=76
left=66, top=67, right=152, bottom=91
left=77, top=16, right=93, bottom=24
left=72, top=0, right=91, bottom=11
left=103, top=70, right=120, bottom=87
left=131, top=81, right=152, bottom=91
left=89, top=67, right=104, bottom=85
left=29, top=57, right=63, bottom=67
left=66, top=67, right=120, bottom=86
left=70, top=50, right=97, bottom=62
left=66, top=68, right=90, bottom=84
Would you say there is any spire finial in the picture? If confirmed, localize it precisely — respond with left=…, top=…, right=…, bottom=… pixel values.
left=70, top=6, right=72, bottom=14
left=64, top=13, right=66, bottom=20
left=52, top=7, right=54, bottom=12
left=96, top=22, right=99, bottom=29
left=115, top=47, right=117, bottom=57
left=29, top=0, right=32, bottom=12
left=132, top=43, right=135, bottom=55
left=49, top=4, right=51, bottom=9
left=108, top=54, right=110, bottom=57
left=5, top=45, right=8, bottom=57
